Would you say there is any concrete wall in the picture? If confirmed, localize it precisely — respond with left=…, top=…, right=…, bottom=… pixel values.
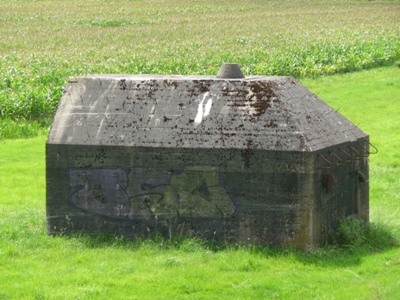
left=47, top=144, right=318, bottom=248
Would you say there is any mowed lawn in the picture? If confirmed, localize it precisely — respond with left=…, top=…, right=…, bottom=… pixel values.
left=0, top=66, right=399, bottom=299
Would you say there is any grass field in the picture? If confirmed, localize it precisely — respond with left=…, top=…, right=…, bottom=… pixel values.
left=1, top=0, right=400, bottom=298
left=1, top=66, right=399, bottom=300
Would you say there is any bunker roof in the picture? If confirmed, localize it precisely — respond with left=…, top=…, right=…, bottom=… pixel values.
left=48, top=74, right=367, bottom=151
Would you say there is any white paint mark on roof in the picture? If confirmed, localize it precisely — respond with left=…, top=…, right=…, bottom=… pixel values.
left=194, top=99, right=204, bottom=126
left=204, top=98, right=212, bottom=118
left=194, top=92, right=213, bottom=126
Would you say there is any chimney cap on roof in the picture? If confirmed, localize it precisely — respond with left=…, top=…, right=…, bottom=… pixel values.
left=216, top=63, right=245, bottom=79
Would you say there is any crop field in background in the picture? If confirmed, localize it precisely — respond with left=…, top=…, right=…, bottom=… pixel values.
left=0, top=0, right=399, bottom=137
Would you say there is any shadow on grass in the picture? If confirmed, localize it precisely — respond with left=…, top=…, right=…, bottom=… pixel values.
left=60, top=219, right=398, bottom=268
left=254, top=219, right=399, bottom=268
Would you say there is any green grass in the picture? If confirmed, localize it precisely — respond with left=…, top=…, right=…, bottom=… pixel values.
left=0, top=117, right=52, bottom=139
left=0, top=0, right=399, bottom=137
left=1, top=67, right=400, bottom=299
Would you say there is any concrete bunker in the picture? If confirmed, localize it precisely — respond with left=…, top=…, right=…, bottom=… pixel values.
left=46, top=64, right=374, bottom=249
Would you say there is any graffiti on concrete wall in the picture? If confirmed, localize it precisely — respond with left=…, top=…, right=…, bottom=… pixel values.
left=68, top=166, right=236, bottom=220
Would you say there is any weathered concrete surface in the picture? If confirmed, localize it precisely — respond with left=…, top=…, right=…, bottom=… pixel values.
left=49, top=75, right=366, bottom=150
left=46, top=74, right=370, bottom=249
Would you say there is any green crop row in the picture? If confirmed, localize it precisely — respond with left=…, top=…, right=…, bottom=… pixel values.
left=1, top=36, right=398, bottom=121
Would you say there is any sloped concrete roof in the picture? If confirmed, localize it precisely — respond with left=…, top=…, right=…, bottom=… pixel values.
left=48, top=75, right=367, bottom=151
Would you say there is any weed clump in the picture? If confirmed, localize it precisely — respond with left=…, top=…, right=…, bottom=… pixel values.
left=330, top=218, right=398, bottom=253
